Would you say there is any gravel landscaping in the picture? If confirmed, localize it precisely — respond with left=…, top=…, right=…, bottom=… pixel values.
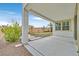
left=0, top=31, right=32, bottom=56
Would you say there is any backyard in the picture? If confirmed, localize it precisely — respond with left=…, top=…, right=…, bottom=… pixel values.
left=29, top=32, right=52, bottom=37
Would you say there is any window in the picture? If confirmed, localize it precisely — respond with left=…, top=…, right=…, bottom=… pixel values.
left=55, top=22, right=61, bottom=30
left=62, top=21, right=69, bottom=30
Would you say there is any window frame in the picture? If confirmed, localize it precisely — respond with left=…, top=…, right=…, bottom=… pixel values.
left=55, top=20, right=70, bottom=31
left=55, top=22, right=61, bottom=30
left=62, top=21, right=70, bottom=31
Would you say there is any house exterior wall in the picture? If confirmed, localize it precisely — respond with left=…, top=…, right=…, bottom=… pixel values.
left=53, top=19, right=74, bottom=39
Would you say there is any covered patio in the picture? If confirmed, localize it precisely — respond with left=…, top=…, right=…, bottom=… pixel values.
left=22, top=3, right=78, bottom=56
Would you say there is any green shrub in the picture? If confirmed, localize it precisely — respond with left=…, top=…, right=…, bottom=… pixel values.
left=2, top=22, right=21, bottom=43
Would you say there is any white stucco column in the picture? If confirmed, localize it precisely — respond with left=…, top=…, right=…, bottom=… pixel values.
left=22, top=5, right=28, bottom=44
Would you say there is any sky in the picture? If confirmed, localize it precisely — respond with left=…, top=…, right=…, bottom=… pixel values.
left=0, top=3, right=22, bottom=26
left=29, top=13, right=50, bottom=27
left=0, top=3, right=49, bottom=27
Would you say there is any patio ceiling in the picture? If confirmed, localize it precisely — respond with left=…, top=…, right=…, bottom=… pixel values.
left=25, top=3, right=76, bottom=21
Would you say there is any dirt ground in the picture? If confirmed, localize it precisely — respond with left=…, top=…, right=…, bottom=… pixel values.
left=0, top=30, right=32, bottom=56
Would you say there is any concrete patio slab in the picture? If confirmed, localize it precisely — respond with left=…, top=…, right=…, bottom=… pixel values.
left=26, top=36, right=78, bottom=56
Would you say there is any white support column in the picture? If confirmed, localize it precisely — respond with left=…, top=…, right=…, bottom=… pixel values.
left=22, top=5, right=28, bottom=44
